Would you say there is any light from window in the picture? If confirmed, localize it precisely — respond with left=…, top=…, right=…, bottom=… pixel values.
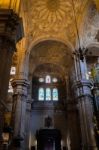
left=53, top=88, right=58, bottom=101
left=8, top=79, right=13, bottom=93
left=10, top=66, right=16, bottom=75
left=46, top=88, right=51, bottom=101
left=39, top=78, right=44, bottom=82
left=45, top=75, right=51, bottom=83
left=38, top=88, right=44, bottom=101
left=52, top=78, right=57, bottom=83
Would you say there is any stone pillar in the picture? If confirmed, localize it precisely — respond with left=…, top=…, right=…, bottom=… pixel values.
left=0, top=9, right=23, bottom=102
left=91, top=84, right=99, bottom=148
left=67, top=101, right=81, bottom=150
left=66, top=76, right=81, bottom=150
left=11, top=79, right=29, bottom=150
left=0, top=9, right=23, bottom=149
left=0, top=37, right=15, bottom=102
left=74, top=55, right=97, bottom=149
left=0, top=110, right=4, bottom=150
left=25, top=98, right=32, bottom=150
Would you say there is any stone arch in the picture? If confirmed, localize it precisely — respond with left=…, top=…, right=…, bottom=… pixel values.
left=28, top=38, right=74, bottom=55
left=29, top=62, right=67, bottom=80
left=28, top=39, right=74, bottom=80
left=32, top=63, right=66, bottom=79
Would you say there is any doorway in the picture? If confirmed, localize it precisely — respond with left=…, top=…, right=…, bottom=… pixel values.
left=36, top=129, right=61, bottom=150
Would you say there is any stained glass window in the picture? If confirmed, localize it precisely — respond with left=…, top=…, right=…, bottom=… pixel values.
left=46, top=88, right=51, bottom=101
left=38, top=76, right=59, bottom=101
left=52, top=78, right=57, bottom=83
left=53, top=88, right=58, bottom=101
left=45, top=75, right=51, bottom=83
left=39, top=78, right=44, bottom=82
left=38, top=88, right=44, bottom=101
left=10, top=66, right=16, bottom=75
left=8, top=79, right=13, bottom=93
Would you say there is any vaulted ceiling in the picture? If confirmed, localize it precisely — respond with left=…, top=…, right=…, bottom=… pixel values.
left=29, top=40, right=73, bottom=78
left=23, top=0, right=93, bottom=46
left=15, top=0, right=99, bottom=79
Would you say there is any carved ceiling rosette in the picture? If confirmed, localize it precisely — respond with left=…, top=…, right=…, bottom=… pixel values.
left=27, top=0, right=89, bottom=45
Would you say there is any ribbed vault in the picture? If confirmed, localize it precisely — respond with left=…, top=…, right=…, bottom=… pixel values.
left=23, top=0, right=93, bottom=46
left=15, top=0, right=99, bottom=80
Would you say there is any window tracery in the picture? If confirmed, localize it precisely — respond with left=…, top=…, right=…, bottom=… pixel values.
left=38, top=88, right=44, bottom=101
left=53, top=88, right=58, bottom=101
left=38, top=75, right=58, bottom=101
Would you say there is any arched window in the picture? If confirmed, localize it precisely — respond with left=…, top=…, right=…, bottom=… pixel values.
left=38, top=76, right=59, bottom=101
left=53, top=88, right=58, bottom=101
left=10, top=66, right=16, bottom=75
left=8, top=79, right=13, bottom=93
left=38, top=88, right=44, bottom=101
left=45, top=75, right=51, bottom=83
left=52, top=78, right=57, bottom=83
left=39, top=78, right=44, bottom=83
left=46, top=88, right=51, bottom=101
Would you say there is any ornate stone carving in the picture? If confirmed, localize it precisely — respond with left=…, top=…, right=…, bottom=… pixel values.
left=0, top=9, right=23, bottom=51
left=25, top=0, right=89, bottom=45
left=12, top=52, right=18, bottom=66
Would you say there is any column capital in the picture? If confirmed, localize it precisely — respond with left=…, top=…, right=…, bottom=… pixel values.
left=12, top=79, right=29, bottom=86
left=74, top=79, right=93, bottom=98
left=0, top=9, right=23, bottom=51
left=11, top=79, right=29, bottom=96
left=75, top=79, right=92, bottom=88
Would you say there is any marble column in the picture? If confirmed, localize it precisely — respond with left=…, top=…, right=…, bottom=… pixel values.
left=11, top=79, right=29, bottom=150
left=74, top=55, right=97, bottom=150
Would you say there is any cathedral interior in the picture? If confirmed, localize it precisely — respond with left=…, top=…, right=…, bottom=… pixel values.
left=0, top=0, right=99, bottom=150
